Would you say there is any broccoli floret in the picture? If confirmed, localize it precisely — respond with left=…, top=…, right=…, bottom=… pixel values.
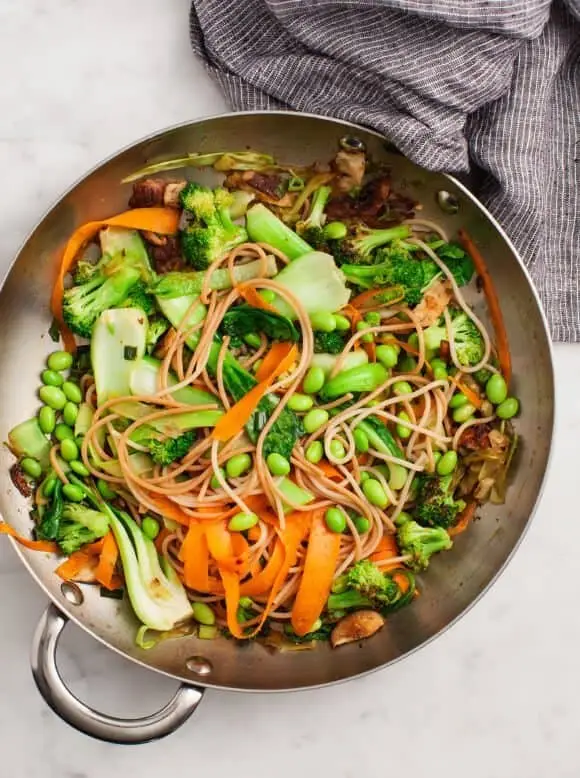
left=179, top=183, right=247, bottom=270
left=63, top=266, right=142, bottom=338
left=145, top=316, right=170, bottom=354
left=313, top=330, right=348, bottom=354
left=327, top=559, right=400, bottom=611
left=414, top=474, right=466, bottom=529
left=148, top=431, right=196, bottom=465
left=57, top=503, right=110, bottom=555
left=397, top=520, right=452, bottom=571
left=296, top=185, right=332, bottom=247
left=64, top=229, right=153, bottom=338
left=332, top=225, right=412, bottom=266
left=423, top=309, right=484, bottom=366
left=120, top=280, right=157, bottom=316
left=341, top=242, right=439, bottom=305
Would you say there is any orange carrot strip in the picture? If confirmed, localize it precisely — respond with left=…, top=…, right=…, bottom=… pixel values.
left=392, top=570, right=410, bottom=593
left=242, top=511, right=312, bottom=638
left=449, top=374, right=483, bottom=409
left=0, top=523, right=58, bottom=553
left=350, top=288, right=404, bottom=309
left=94, top=531, right=119, bottom=590
left=316, top=461, right=342, bottom=480
left=370, top=534, right=400, bottom=564
left=254, top=341, right=296, bottom=383
left=219, top=568, right=245, bottom=638
left=449, top=502, right=477, bottom=537
left=240, top=540, right=285, bottom=597
left=237, top=284, right=278, bottom=313
left=212, top=344, right=297, bottom=442
left=55, top=551, right=96, bottom=581
left=50, top=207, right=180, bottom=351
left=291, top=509, right=341, bottom=636
left=144, top=494, right=194, bottom=526
left=458, top=229, right=511, bottom=382
left=180, top=523, right=211, bottom=592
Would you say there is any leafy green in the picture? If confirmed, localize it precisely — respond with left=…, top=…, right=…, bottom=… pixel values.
left=221, top=304, right=299, bottom=342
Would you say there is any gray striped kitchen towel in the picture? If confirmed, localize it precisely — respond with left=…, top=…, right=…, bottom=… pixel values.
left=190, top=0, right=580, bottom=341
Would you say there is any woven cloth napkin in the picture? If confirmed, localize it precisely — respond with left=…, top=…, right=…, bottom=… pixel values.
left=190, top=0, right=580, bottom=341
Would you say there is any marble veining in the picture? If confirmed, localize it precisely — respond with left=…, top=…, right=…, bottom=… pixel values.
left=0, top=2, right=578, bottom=776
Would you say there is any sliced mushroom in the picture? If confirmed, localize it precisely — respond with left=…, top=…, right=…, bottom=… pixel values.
left=332, top=149, right=366, bottom=193
left=330, top=610, right=385, bottom=648
left=163, top=181, right=187, bottom=208
left=413, top=279, right=453, bottom=328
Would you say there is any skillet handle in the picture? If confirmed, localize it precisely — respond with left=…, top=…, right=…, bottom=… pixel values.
left=31, top=603, right=204, bottom=744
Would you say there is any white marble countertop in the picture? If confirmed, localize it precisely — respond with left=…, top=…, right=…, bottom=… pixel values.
left=0, top=2, right=577, bottom=776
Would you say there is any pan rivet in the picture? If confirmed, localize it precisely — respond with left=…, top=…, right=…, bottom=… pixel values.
left=186, top=656, right=213, bottom=676
left=60, top=582, right=84, bottom=606
left=436, top=190, right=459, bottom=214
left=339, top=135, right=366, bottom=153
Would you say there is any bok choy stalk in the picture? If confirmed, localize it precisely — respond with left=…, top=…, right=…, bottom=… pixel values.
left=75, top=477, right=192, bottom=632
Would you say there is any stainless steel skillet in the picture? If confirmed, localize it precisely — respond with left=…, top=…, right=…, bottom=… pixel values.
left=0, top=112, right=554, bottom=744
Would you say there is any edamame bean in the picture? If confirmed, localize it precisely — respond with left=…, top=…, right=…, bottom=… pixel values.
left=356, top=320, right=374, bottom=343
left=305, top=441, right=323, bottom=464
left=394, top=510, right=412, bottom=527
left=398, top=355, right=416, bottom=372
left=20, top=457, right=42, bottom=479
left=393, top=380, right=413, bottom=396
left=62, top=402, right=79, bottom=427
left=42, top=474, right=57, bottom=497
left=396, top=412, right=412, bottom=440
left=252, top=359, right=263, bottom=374
left=496, top=397, right=519, bottom=419
left=62, top=483, right=84, bottom=502
left=228, top=511, right=259, bottom=532
left=303, top=366, right=325, bottom=394
left=449, top=393, right=468, bottom=409
left=408, top=333, right=419, bottom=350
left=97, top=479, right=117, bottom=499
left=353, top=515, right=370, bottom=534
left=433, top=365, right=448, bottom=381
left=38, top=406, right=56, bottom=434
left=359, top=471, right=370, bottom=483
left=309, top=618, right=323, bottom=633
left=362, top=478, right=389, bottom=509
left=244, top=333, right=262, bottom=349
left=485, top=374, right=508, bottom=405
left=259, top=289, right=276, bottom=304
left=60, top=438, right=79, bottom=462
left=41, top=369, right=63, bottom=387
left=210, top=467, right=226, bottom=490
left=303, top=408, right=329, bottom=433
left=323, top=221, right=347, bottom=240
left=310, top=311, right=336, bottom=332
left=39, top=385, right=66, bottom=411
left=141, top=516, right=160, bottom=540
left=192, top=602, right=216, bottom=626
left=62, top=381, right=82, bottom=404
left=376, top=344, right=398, bottom=368
left=198, top=625, right=218, bottom=640
left=54, top=423, right=75, bottom=442
left=226, top=453, right=252, bottom=479
left=452, top=403, right=476, bottom=424
left=287, top=393, right=314, bottom=412
left=325, top=507, right=347, bottom=533
left=430, top=358, right=447, bottom=371
left=47, top=350, right=73, bottom=372
left=432, top=451, right=442, bottom=466
left=267, top=452, right=290, bottom=476
left=329, top=439, right=346, bottom=459
left=69, top=460, right=90, bottom=477
left=436, top=450, right=458, bottom=476
left=333, top=314, right=351, bottom=331
left=353, top=427, right=369, bottom=453
left=388, top=464, right=407, bottom=491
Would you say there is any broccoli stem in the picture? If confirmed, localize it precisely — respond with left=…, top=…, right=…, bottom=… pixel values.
left=246, top=204, right=313, bottom=259
left=327, top=590, right=372, bottom=611
left=353, top=225, right=412, bottom=255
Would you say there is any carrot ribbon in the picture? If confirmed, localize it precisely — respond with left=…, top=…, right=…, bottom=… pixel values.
left=51, top=207, right=180, bottom=351
left=291, top=508, right=341, bottom=636
left=94, top=531, right=120, bottom=590
left=237, top=284, right=278, bottom=313
left=0, top=522, right=58, bottom=553
left=458, top=229, right=511, bottom=383
left=212, top=343, right=298, bottom=442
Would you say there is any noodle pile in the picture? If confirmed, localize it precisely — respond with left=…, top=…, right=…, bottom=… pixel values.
left=77, top=226, right=498, bottom=633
